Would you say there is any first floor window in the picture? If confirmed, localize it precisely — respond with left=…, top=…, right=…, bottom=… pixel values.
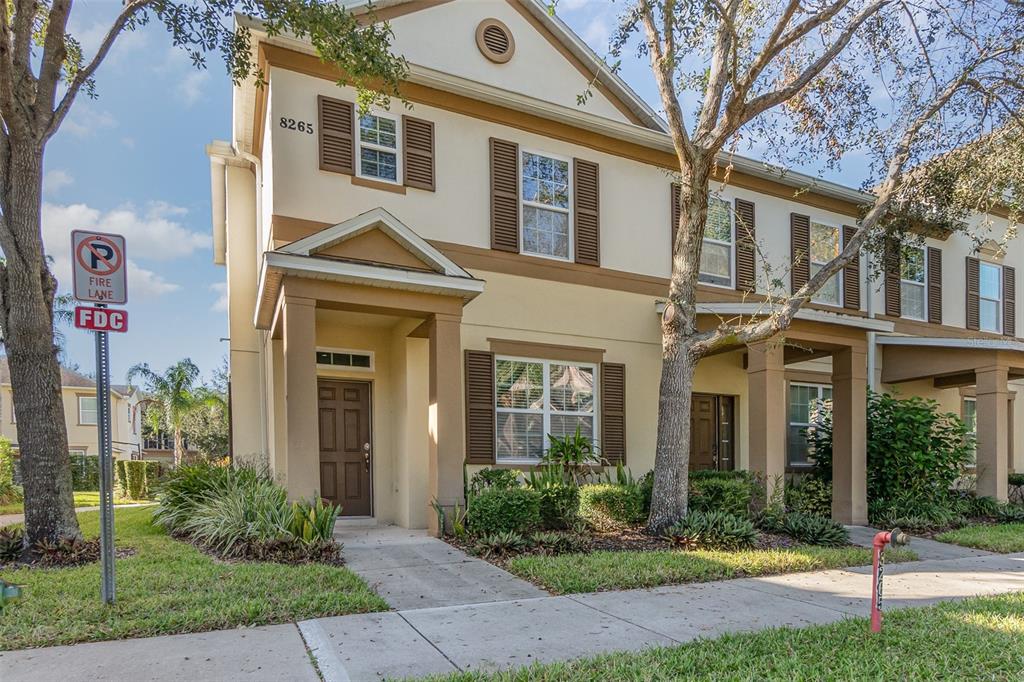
left=979, top=262, right=1002, bottom=333
left=787, top=383, right=832, bottom=467
left=79, top=396, right=98, bottom=425
left=357, top=113, right=399, bottom=182
left=699, top=195, right=733, bottom=287
left=810, top=222, right=841, bottom=306
left=521, top=151, right=571, bottom=260
left=963, top=397, right=977, bottom=466
left=495, top=357, right=596, bottom=462
left=900, top=245, right=927, bottom=320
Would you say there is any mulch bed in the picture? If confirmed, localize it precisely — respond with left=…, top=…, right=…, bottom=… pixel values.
left=1, top=542, right=136, bottom=570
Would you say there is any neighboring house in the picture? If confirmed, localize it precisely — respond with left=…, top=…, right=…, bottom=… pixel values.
left=208, top=0, right=1022, bottom=532
left=0, top=357, right=143, bottom=462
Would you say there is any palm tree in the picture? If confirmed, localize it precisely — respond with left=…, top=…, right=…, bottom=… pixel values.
left=127, top=359, right=221, bottom=467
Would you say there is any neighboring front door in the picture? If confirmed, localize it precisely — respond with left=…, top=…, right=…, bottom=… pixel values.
left=690, top=394, right=736, bottom=472
left=318, top=380, right=372, bottom=516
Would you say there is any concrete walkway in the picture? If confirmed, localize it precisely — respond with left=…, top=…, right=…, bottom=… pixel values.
left=6, top=551, right=1022, bottom=682
left=334, top=523, right=546, bottom=609
left=846, top=524, right=995, bottom=560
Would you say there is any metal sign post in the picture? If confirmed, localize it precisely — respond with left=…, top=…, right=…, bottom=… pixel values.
left=71, top=230, right=127, bottom=605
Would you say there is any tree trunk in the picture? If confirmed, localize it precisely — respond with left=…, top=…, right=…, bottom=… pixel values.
left=173, top=428, right=185, bottom=468
left=647, top=164, right=711, bottom=532
left=1, top=139, right=81, bottom=544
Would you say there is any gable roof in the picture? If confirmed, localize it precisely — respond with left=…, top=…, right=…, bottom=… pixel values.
left=0, top=357, right=132, bottom=397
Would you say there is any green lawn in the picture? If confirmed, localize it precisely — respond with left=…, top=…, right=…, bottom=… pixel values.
left=506, top=546, right=918, bottom=594
left=0, top=491, right=146, bottom=515
left=0, top=507, right=388, bottom=650
left=937, top=523, right=1024, bottom=553
left=431, top=592, right=1024, bottom=681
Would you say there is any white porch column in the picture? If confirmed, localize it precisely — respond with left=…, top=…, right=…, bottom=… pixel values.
left=976, top=365, right=1009, bottom=501
left=831, top=347, right=868, bottom=524
left=427, top=313, right=465, bottom=535
left=282, top=295, right=320, bottom=500
left=747, top=341, right=787, bottom=501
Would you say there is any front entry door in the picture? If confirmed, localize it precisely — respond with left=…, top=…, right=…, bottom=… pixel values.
left=690, top=394, right=735, bottom=472
left=318, top=380, right=372, bottom=516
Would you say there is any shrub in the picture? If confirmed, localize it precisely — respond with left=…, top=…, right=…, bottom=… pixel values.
left=662, top=510, right=757, bottom=550
left=31, top=537, right=100, bottom=567
left=579, top=483, right=646, bottom=529
left=997, top=504, right=1024, bottom=523
left=781, top=512, right=849, bottom=547
left=469, top=487, right=541, bottom=535
left=530, top=530, right=586, bottom=555
left=639, top=471, right=654, bottom=513
left=524, top=464, right=580, bottom=529
left=69, top=453, right=99, bottom=491
left=153, top=462, right=243, bottom=532
left=0, top=527, right=23, bottom=562
left=0, top=438, right=21, bottom=506
left=467, top=468, right=520, bottom=498
left=288, top=497, right=340, bottom=542
left=1009, top=473, right=1024, bottom=487
left=119, top=460, right=161, bottom=500
left=689, top=471, right=756, bottom=518
left=473, top=530, right=530, bottom=558
left=869, top=492, right=967, bottom=531
left=785, top=478, right=833, bottom=519
left=544, top=425, right=602, bottom=483
left=176, top=475, right=292, bottom=556
left=967, top=495, right=1004, bottom=519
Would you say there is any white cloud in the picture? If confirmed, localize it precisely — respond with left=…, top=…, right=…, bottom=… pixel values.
left=41, top=201, right=210, bottom=299
left=63, top=105, right=117, bottom=138
left=177, top=70, right=210, bottom=107
left=71, top=19, right=148, bottom=62
left=209, top=282, right=228, bottom=313
left=43, top=170, right=74, bottom=195
left=582, top=15, right=611, bottom=52
left=120, top=136, right=137, bottom=149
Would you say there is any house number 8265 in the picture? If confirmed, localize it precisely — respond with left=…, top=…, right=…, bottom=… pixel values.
left=279, top=117, right=314, bottom=134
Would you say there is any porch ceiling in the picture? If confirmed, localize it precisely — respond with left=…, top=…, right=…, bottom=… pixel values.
left=879, top=336, right=1024, bottom=385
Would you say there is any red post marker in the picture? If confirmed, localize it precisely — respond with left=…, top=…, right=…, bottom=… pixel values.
left=870, top=528, right=910, bottom=633
left=74, top=306, right=128, bottom=333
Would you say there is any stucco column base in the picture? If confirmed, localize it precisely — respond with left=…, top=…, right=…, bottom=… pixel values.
left=427, top=313, right=465, bottom=536
left=282, top=295, right=320, bottom=501
left=747, top=340, right=786, bottom=503
left=976, top=365, right=1009, bottom=502
left=831, top=347, right=868, bottom=525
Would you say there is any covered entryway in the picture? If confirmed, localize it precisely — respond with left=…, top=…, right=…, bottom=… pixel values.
left=690, top=394, right=735, bottom=471
left=318, top=379, right=372, bottom=516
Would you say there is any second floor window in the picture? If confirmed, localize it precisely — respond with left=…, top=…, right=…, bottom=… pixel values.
left=900, top=245, right=927, bottom=320
left=810, top=222, right=841, bottom=306
left=79, top=396, right=98, bottom=425
left=699, top=196, right=733, bottom=287
left=357, top=113, right=400, bottom=182
left=979, top=262, right=1002, bottom=333
left=521, top=151, right=571, bottom=260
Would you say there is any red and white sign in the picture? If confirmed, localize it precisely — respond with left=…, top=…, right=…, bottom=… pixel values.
left=74, top=306, right=128, bottom=333
left=72, top=230, right=127, bottom=304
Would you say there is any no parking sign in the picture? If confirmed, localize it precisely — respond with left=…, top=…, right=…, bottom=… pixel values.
left=72, top=230, right=127, bottom=304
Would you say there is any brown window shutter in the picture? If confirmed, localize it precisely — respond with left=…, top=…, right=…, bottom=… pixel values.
left=966, top=256, right=980, bottom=330
left=790, top=213, right=810, bottom=293
left=600, top=362, right=626, bottom=465
left=464, top=350, right=496, bottom=464
left=927, top=247, right=942, bottom=325
left=402, top=115, right=435, bottom=191
left=670, top=183, right=682, bottom=252
left=884, top=240, right=901, bottom=317
left=489, top=138, right=520, bottom=253
left=841, top=225, right=860, bottom=310
left=1004, top=265, right=1016, bottom=337
left=734, top=199, right=756, bottom=293
left=573, top=158, right=600, bottom=266
left=318, top=96, right=354, bottom=175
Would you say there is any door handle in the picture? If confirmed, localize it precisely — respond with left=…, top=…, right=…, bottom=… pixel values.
left=363, top=443, right=370, bottom=472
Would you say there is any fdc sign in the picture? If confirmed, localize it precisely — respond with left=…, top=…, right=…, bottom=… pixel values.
left=72, top=230, right=127, bottom=304
left=74, top=306, right=128, bottom=333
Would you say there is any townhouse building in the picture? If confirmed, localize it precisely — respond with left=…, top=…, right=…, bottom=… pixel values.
left=209, top=0, right=1020, bottom=532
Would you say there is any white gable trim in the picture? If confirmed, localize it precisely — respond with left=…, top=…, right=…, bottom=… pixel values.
left=279, top=207, right=472, bottom=278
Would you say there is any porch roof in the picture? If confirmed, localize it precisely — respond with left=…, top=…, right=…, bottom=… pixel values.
left=878, top=335, right=1024, bottom=386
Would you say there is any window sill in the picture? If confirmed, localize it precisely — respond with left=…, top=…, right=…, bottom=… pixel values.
left=351, top=176, right=406, bottom=195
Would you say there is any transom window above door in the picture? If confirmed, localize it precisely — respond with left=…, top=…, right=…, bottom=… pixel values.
left=979, top=261, right=1002, bottom=333
left=495, top=357, right=596, bottom=462
left=699, top=196, right=733, bottom=287
left=810, top=222, right=841, bottom=306
left=900, top=245, right=927, bottom=321
left=357, top=113, right=400, bottom=182
left=521, top=151, right=571, bottom=260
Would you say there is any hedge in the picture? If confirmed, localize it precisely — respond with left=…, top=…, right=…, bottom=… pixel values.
left=468, top=487, right=541, bottom=535
left=115, top=460, right=162, bottom=500
left=579, top=483, right=646, bottom=529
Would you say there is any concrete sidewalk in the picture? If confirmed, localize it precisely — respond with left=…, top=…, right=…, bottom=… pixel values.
left=846, top=524, right=994, bottom=560
left=5, top=552, right=1022, bottom=682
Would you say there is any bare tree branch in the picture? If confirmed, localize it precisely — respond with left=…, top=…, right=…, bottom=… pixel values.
left=638, top=0, right=696, bottom=165
left=35, top=0, right=75, bottom=130
left=694, top=0, right=739, bottom=140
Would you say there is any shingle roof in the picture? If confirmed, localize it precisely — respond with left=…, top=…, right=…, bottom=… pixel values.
left=0, top=356, right=118, bottom=392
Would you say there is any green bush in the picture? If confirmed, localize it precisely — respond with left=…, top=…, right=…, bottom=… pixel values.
left=662, top=510, right=757, bottom=550
left=967, top=495, right=1004, bottom=519
left=536, top=485, right=580, bottom=530
left=869, top=492, right=967, bottom=531
left=473, top=530, right=530, bottom=558
left=689, top=472, right=756, bottom=518
left=781, top=512, right=849, bottom=547
left=114, top=460, right=127, bottom=497
left=0, top=438, right=21, bottom=506
left=785, top=478, right=833, bottom=518
left=153, top=462, right=258, bottom=532
left=468, top=468, right=520, bottom=498
left=288, top=497, right=340, bottom=542
left=579, top=483, right=646, bottom=529
left=177, top=475, right=292, bottom=556
left=469, top=487, right=541, bottom=535
left=1009, top=473, right=1024, bottom=487
left=117, top=460, right=161, bottom=500
left=68, top=453, right=99, bottom=491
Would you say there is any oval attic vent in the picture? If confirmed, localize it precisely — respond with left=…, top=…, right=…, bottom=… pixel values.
left=476, top=19, right=515, bottom=64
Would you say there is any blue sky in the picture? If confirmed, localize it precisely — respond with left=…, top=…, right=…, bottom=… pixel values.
left=45, top=0, right=859, bottom=385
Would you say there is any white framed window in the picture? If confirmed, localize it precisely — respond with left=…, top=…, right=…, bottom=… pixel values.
left=787, top=382, right=832, bottom=467
left=520, top=150, right=572, bottom=261
left=316, top=347, right=374, bottom=372
left=979, top=261, right=1002, bottom=333
left=79, top=396, right=98, bottom=425
left=900, top=245, right=927, bottom=321
left=495, top=357, right=597, bottom=463
left=356, top=112, right=401, bottom=183
left=810, top=222, right=842, bottom=306
left=699, top=195, right=734, bottom=288
left=962, top=397, right=977, bottom=466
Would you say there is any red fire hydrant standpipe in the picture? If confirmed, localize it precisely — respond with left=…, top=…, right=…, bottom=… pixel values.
left=870, top=528, right=911, bottom=633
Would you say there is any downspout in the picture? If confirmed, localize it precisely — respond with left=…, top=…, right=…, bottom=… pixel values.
left=865, top=250, right=877, bottom=392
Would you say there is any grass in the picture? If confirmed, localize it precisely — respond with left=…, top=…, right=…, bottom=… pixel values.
left=430, top=592, right=1024, bottom=681
left=0, top=507, right=388, bottom=650
left=936, top=523, right=1024, bottom=553
left=506, top=546, right=918, bottom=594
left=0, top=491, right=146, bottom=515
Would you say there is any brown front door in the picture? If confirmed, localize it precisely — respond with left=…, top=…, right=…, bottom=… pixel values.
left=690, top=394, right=736, bottom=472
left=318, top=380, right=372, bottom=516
